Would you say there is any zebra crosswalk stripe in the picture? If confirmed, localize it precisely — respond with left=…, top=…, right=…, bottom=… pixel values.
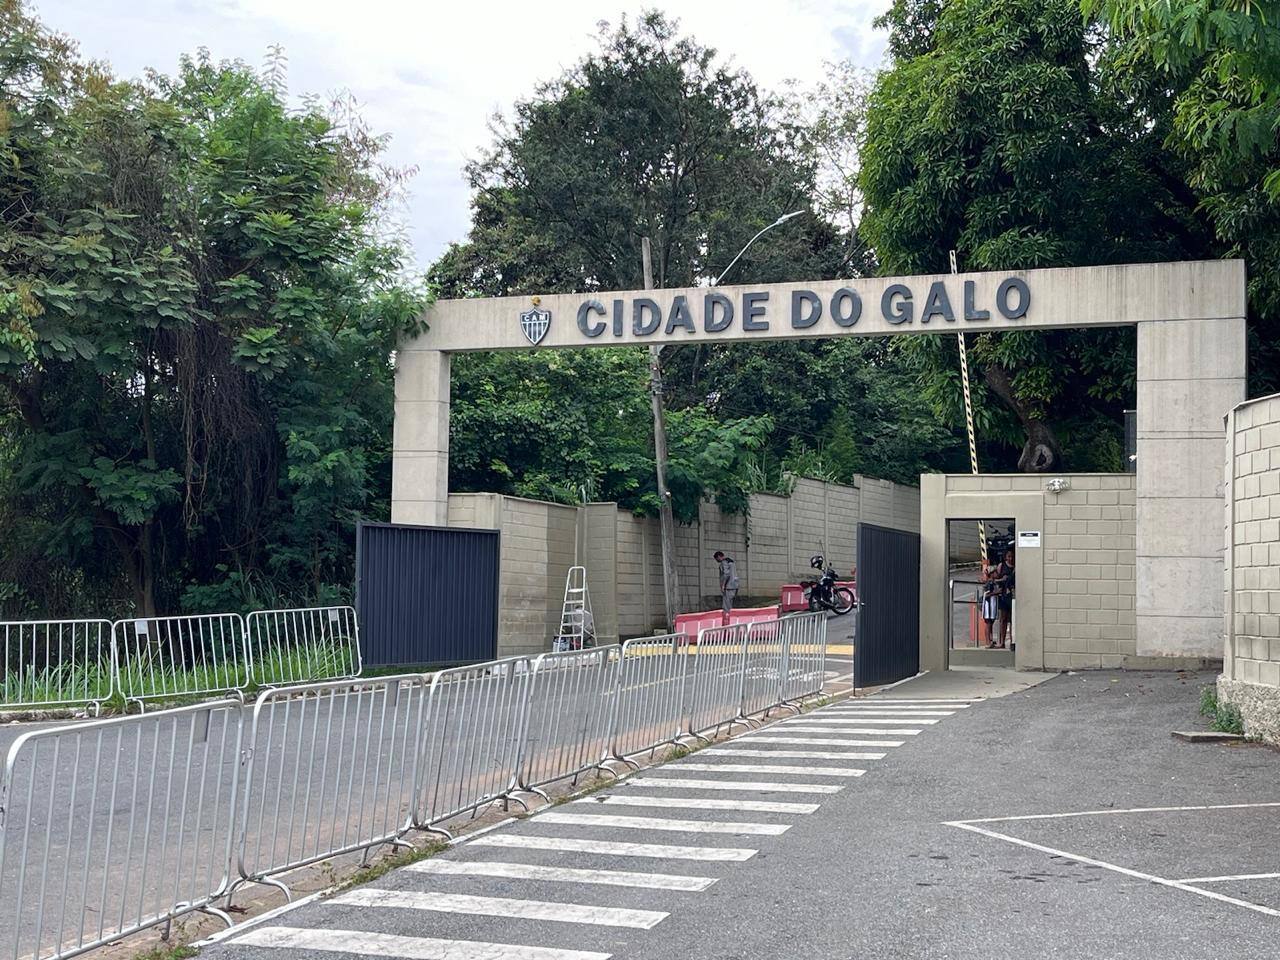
left=575, top=794, right=820, bottom=815
left=406, top=859, right=717, bottom=892
left=671, top=762, right=865, bottom=777
left=332, top=888, right=668, bottom=930
left=747, top=735, right=908, bottom=746
left=709, top=747, right=887, bottom=761
left=472, top=833, right=757, bottom=861
left=537, top=811, right=789, bottom=836
left=232, top=926, right=613, bottom=960
left=623, top=776, right=844, bottom=794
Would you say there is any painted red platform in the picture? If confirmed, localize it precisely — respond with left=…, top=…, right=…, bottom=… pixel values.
left=674, top=605, right=781, bottom=640
left=780, top=581, right=857, bottom=612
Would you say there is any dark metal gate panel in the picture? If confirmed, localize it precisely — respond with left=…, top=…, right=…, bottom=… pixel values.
left=356, top=522, right=499, bottom=667
left=855, top=523, right=921, bottom=687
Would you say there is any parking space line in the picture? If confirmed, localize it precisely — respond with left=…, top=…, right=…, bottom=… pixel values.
left=624, top=777, right=844, bottom=794
left=575, top=795, right=820, bottom=814
left=946, top=821, right=1280, bottom=919
left=405, top=859, right=718, bottom=891
left=668, top=762, right=865, bottom=777
left=950, top=801, right=1280, bottom=825
left=472, top=834, right=758, bottom=861
left=537, top=812, right=790, bottom=836
left=1177, top=872, right=1280, bottom=884
left=710, top=748, right=887, bottom=761
left=231, top=927, right=613, bottom=960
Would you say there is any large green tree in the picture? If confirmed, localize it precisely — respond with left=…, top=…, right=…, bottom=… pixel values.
left=0, top=1, right=424, bottom=616
left=434, top=13, right=960, bottom=511
left=860, top=0, right=1215, bottom=470
left=1088, top=0, right=1280, bottom=392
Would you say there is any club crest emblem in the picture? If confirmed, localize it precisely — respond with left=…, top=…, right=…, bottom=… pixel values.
left=519, top=306, right=551, bottom=345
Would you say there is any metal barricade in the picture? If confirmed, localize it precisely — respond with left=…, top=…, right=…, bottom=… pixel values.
left=778, top=612, right=828, bottom=703
left=0, top=701, right=243, bottom=960
left=233, top=675, right=428, bottom=896
left=244, top=606, right=361, bottom=687
left=739, top=617, right=787, bottom=719
left=415, top=657, right=533, bottom=832
left=1, top=619, right=114, bottom=712
left=112, top=613, right=249, bottom=706
left=516, top=646, right=619, bottom=795
left=607, top=634, right=689, bottom=763
left=683, top=623, right=749, bottom=739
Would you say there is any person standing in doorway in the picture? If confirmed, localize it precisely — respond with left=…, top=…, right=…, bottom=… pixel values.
left=713, top=550, right=739, bottom=621
left=992, top=548, right=1016, bottom=648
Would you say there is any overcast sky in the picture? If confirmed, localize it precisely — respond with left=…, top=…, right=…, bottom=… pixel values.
left=38, top=0, right=890, bottom=269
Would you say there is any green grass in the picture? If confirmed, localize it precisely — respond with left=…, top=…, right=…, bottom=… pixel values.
left=1199, top=686, right=1245, bottom=735
left=3, top=640, right=361, bottom=712
left=1, top=659, right=115, bottom=707
left=338, top=838, right=449, bottom=891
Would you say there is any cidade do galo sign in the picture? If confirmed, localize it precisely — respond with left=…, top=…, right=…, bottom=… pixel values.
left=570, top=277, right=1031, bottom=340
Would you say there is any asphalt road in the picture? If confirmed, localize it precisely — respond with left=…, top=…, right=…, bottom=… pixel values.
left=202, top=670, right=1278, bottom=960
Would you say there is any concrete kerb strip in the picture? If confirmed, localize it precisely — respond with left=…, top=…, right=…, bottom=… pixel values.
left=195, top=686, right=852, bottom=950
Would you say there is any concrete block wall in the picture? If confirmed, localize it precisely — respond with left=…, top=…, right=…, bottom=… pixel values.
left=1220, top=393, right=1280, bottom=744
left=449, top=474, right=921, bottom=656
left=941, top=474, right=1143, bottom=669
left=932, top=473, right=1219, bottom=672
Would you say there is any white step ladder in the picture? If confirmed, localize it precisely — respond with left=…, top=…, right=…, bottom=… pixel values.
left=554, top=566, right=596, bottom=650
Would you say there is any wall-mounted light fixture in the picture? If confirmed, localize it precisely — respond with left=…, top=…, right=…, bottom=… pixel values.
left=1046, top=477, right=1070, bottom=494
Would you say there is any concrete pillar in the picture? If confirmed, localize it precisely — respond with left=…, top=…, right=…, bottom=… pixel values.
left=391, top=349, right=451, bottom=526
left=1135, top=317, right=1246, bottom=657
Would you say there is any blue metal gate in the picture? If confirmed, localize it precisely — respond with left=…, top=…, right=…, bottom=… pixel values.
left=855, top=523, right=921, bottom=686
left=355, top=521, right=499, bottom=666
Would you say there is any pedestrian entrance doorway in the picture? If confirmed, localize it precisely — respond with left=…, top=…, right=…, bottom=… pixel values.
left=946, top=518, right=1016, bottom=665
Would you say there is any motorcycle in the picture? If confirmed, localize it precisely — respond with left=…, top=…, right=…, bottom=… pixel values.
left=802, top=554, right=856, bottom=616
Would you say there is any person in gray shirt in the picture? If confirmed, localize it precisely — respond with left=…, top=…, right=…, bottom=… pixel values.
left=713, top=550, right=739, bottom=617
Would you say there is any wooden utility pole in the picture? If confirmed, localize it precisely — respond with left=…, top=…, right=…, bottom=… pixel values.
left=643, top=237, right=681, bottom=629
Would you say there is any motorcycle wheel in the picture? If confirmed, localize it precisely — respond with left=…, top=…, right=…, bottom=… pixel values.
left=831, top=586, right=856, bottom=616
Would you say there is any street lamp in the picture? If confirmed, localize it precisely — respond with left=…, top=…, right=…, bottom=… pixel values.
left=711, top=210, right=806, bottom=286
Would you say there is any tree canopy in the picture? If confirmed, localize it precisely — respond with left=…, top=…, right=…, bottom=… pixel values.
left=0, top=0, right=425, bottom=616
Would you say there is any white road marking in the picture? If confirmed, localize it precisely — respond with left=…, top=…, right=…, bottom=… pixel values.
left=538, top=811, right=789, bottom=835
left=407, top=859, right=717, bottom=891
left=1178, top=872, right=1280, bottom=884
left=862, top=699, right=976, bottom=705
left=625, top=776, right=843, bottom=794
left=747, top=735, right=908, bottom=746
left=947, top=821, right=1280, bottom=919
left=233, top=926, right=612, bottom=960
left=786, top=719, right=933, bottom=728
left=333, top=887, right=668, bottom=929
left=576, top=794, right=819, bottom=814
left=473, top=833, right=757, bottom=861
left=819, top=710, right=953, bottom=717
left=795, top=715, right=944, bottom=723
left=951, top=801, right=1280, bottom=825
left=772, top=724, right=924, bottom=734
left=710, top=747, right=887, bottom=761
left=672, top=762, right=865, bottom=777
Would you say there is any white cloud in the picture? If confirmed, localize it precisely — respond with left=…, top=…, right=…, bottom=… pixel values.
left=36, top=0, right=889, bottom=267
